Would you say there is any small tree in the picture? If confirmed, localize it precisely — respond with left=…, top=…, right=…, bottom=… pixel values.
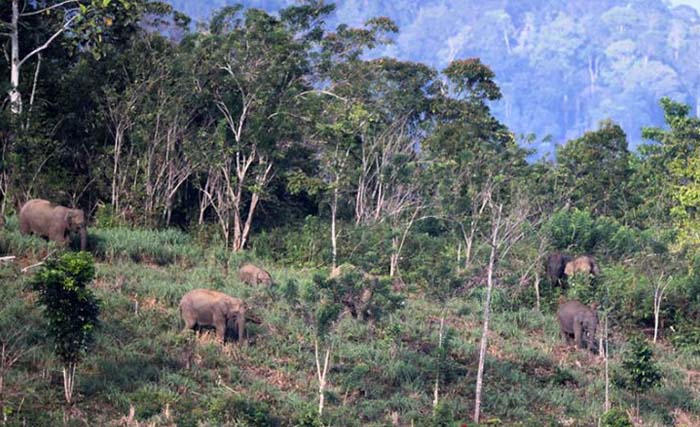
left=302, top=267, right=402, bottom=417
left=614, top=336, right=663, bottom=419
left=29, top=252, right=99, bottom=405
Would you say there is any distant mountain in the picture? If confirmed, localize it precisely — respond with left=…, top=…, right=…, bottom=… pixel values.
left=168, top=0, right=700, bottom=155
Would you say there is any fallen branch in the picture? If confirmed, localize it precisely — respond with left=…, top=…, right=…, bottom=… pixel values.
left=21, top=261, right=44, bottom=273
left=0, top=255, right=15, bottom=262
left=21, top=250, right=55, bottom=273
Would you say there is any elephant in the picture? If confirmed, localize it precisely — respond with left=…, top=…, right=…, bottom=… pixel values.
left=238, top=263, right=273, bottom=286
left=19, top=199, right=87, bottom=251
left=564, top=255, right=600, bottom=278
left=179, top=289, right=246, bottom=343
left=557, top=299, right=598, bottom=352
left=545, top=252, right=572, bottom=287
left=329, top=263, right=376, bottom=320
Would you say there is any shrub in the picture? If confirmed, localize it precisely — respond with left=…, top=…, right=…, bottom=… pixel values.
left=206, top=392, right=279, bottom=426
left=544, top=208, right=659, bottom=259
left=670, top=323, right=700, bottom=354
left=601, top=408, right=633, bottom=427
left=29, top=251, right=100, bottom=404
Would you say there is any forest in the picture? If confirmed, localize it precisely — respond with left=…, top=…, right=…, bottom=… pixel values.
left=169, top=0, right=700, bottom=155
left=1, top=0, right=700, bottom=426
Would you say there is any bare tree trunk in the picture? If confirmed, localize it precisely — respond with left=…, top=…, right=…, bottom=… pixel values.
left=62, top=363, right=76, bottom=405
left=111, top=126, right=124, bottom=213
left=653, top=280, right=668, bottom=343
left=534, top=272, right=541, bottom=312
left=315, top=339, right=331, bottom=416
left=389, top=206, right=421, bottom=277
left=26, top=53, right=41, bottom=123
left=474, top=203, right=502, bottom=424
left=331, top=185, right=339, bottom=269
left=9, top=0, right=21, bottom=115
left=433, top=315, right=445, bottom=412
left=604, top=313, right=610, bottom=412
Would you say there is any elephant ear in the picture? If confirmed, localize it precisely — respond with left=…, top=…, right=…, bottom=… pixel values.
left=589, top=302, right=598, bottom=311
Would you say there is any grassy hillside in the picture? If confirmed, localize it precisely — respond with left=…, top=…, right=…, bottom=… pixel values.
left=1, top=221, right=699, bottom=426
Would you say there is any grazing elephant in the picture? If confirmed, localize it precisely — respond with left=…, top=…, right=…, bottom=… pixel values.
left=564, top=255, right=600, bottom=277
left=329, top=263, right=376, bottom=320
left=342, top=287, right=373, bottom=320
left=179, top=289, right=246, bottom=343
left=557, top=300, right=598, bottom=352
left=19, top=199, right=87, bottom=251
left=238, top=263, right=273, bottom=286
left=546, top=252, right=572, bottom=287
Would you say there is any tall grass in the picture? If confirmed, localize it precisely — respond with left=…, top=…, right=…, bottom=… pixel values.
left=90, top=227, right=204, bottom=266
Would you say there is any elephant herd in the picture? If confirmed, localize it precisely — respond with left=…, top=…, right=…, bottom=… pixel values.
left=548, top=252, right=601, bottom=353
left=12, top=198, right=602, bottom=353
left=180, top=253, right=603, bottom=354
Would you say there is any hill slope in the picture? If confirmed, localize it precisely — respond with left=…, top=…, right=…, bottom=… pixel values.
left=1, top=223, right=699, bottom=426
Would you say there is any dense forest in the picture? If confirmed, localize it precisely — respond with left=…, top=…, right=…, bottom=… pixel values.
left=171, top=0, right=700, bottom=155
left=2, top=0, right=700, bottom=426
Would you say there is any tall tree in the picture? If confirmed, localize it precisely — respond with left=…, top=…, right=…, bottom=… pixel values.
left=424, top=58, right=528, bottom=269
left=194, top=4, right=329, bottom=250
left=642, top=97, right=700, bottom=251
left=556, top=119, right=632, bottom=217
left=1, top=0, right=137, bottom=115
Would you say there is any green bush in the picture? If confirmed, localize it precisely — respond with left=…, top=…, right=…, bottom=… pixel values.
left=601, top=408, right=633, bottom=427
left=251, top=216, right=330, bottom=267
left=206, top=392, right=279, bottom=426
left=29, top=252, right=99, bottom=365
left=544, top=208, right=659, bottom=259
left=670, top=323, right=700, bottom=354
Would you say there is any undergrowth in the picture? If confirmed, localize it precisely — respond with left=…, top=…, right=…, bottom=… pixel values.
left=0, top=226, right=698, bottom=426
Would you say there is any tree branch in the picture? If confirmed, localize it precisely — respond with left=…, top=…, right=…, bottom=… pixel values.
left=19, top=0, right=81, bottom=17
left=18, top=13, right=79, bottom=68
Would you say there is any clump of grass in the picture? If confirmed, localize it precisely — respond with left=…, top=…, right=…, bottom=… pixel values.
left=0, top=215, right=57, bottom=258
left=90, top=227, right=203, bottom=266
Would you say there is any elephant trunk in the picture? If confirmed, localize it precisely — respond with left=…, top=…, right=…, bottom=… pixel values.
left=80, top=227, right=87, bottom=251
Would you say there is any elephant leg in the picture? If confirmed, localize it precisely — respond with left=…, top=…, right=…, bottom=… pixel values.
left=573, top=320, right=584, bottom=349
left=50, top=226, right=68, bottom=247
left=213, top=313, right=226, bottom=343
left=560, top=329, right=571, bottom=345
left=19, top=220, right=30, bottom=235
left=237, top=312, right=246, bottom=344
left=180, top=310, right=197, bottom=335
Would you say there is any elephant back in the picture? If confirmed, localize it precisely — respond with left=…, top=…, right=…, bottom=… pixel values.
left=238, top=263, right=272, bottom=285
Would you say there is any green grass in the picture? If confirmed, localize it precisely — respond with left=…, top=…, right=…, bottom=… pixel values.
left=0, top=227, right=698, bottom=426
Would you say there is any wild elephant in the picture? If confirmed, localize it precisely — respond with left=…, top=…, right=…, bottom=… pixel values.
left=238, top=263, right=273, bottom=286
left=557, top=299, right=598, bottom=352
left=564, top=255, right=600, bottom=278
left=329, top=263, right=376, bottom=320
left=19, top=199, right=87, bottom=251
left=545, top=252, right=572, bottom=287
left=179, top=289, right=246, bottom=343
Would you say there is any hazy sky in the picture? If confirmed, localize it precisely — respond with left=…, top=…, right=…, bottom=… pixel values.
left=671, top=0, right=700, bottom=9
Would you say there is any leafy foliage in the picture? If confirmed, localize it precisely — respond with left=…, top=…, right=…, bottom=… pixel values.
left=29, top=252, right=100, bottom=365
left=614, top=336, right=663, bottom=409
left=601, top=408, right=633, bottom=427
